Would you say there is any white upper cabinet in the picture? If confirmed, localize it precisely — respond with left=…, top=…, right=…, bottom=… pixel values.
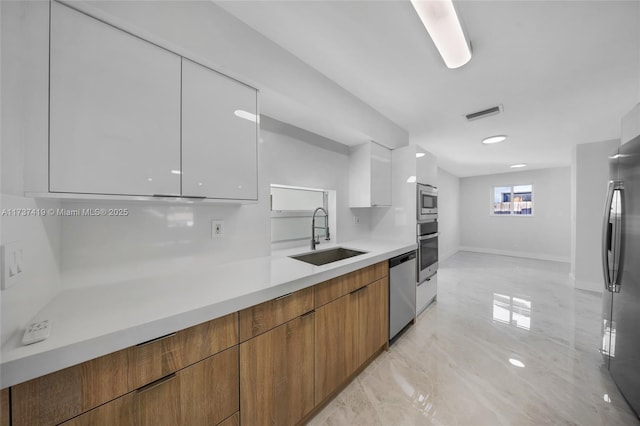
left=49, top=2, right=181, bottom=196
left=181, top=59, right=258, bottom=200
left=349, top=142, right=392, bottom=207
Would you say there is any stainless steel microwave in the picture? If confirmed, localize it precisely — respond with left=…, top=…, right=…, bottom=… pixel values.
left=417, top=184, right=438, bottom=221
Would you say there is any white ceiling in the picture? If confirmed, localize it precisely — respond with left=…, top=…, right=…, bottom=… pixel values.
left=217, top=0, right=640, bottom=177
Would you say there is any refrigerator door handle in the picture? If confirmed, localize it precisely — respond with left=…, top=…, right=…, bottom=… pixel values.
left=602, top=180, right=615, bottom=292
left=611, top=183, right=624, bottom=293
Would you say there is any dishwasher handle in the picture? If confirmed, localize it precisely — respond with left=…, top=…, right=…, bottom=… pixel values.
left=389, top=251, right=417, bottom=268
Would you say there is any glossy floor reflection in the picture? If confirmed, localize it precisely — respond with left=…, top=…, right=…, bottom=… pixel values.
left=308, top=252, right=640, bottom=425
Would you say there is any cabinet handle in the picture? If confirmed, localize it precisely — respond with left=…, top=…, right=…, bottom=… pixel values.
left=300, top=310, right=315, bottom=319
left=152, top=194, right=181, bottom=198
left=275, top=292, right=293, bottom=301
left=136, top=373, right=177, bottom=393
left=349, top=286, right=368, bottom=295
left=136, top=332, right=177, bottom=347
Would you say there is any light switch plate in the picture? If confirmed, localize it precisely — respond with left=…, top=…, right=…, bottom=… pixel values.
left=1, top=241, right=23, bottom=290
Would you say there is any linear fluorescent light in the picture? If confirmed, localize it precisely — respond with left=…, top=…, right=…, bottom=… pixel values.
left=234, top=110, right=258, bottom=123
left=510, top=164, right=527, bottom=169
left=410, top=0, right=472, bottom=69
left=482, top=135, right=507, bottom=145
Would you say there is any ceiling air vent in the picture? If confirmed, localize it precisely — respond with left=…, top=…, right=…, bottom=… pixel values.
left=465, top=105, right=502, bottom=121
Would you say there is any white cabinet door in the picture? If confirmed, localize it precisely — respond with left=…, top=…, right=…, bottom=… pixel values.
left=49, top=2, right=181, bottom=196
left=181, top=59, right=258, bottom=200
left=370, top=142, right=391, bottom=206
left=349, top=142, right=391, bottom=207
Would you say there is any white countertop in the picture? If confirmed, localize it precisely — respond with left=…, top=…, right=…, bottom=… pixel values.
left=0, top=238, right=416, bottom=388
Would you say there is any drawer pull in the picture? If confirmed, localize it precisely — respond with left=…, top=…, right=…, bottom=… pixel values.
left=275, top=292, right=293, bottom=301
left=349, top=286, right=367, bottom=295
left=136, top=373, right=177, bottom=393
left=300, top=310, right=315, bottom=319
left=136, top=332, right=177, bottom=347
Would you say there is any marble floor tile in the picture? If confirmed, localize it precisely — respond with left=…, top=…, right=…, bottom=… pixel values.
left=307, top=252, right=639, bottom=426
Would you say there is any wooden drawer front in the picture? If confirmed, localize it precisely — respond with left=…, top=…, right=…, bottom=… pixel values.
left=239, top=287, right=314, bottom=341
left=128, top=312, right=238, bottom=389
left=219, top=412, right=240, bottom=426
left=11, top=348, right=129, bottom=426
left=62, top=346, right=239, bottom=426
left=1, top=388, right=9, bottom=426
left=314, top=261, right=388, bottom=307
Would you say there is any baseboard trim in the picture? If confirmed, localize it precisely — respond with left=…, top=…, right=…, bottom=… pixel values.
left=458, top=246, right=570, bottom=263
left=572, top=277, right=604, bottom=293
left=439, top=248, right=459, bottom=263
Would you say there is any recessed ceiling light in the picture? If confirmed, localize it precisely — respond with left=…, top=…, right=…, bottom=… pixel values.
left=482, top=135, right=507, bottom=145
left=406, top=176, right=417, bottom=183
left=509, top=358, right=525, bottom=368
left=510, top=164, right=527, bottom=169
left=416, top=152, right=425, bottom=158
left=171, top=170, right=182, bottom=175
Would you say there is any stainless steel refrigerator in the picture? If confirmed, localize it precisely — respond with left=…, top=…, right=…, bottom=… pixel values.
left=602, top=133, right=640, bottom=417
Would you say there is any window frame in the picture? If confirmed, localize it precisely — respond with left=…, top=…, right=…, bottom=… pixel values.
left=270, top=184, right=329, bottom=243
left=490, top=184, right=534, bottom=217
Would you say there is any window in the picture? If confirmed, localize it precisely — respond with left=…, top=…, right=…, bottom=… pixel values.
left=492, top=184, right=533, bottom=215
left=270, top=185, right=328, bottom=243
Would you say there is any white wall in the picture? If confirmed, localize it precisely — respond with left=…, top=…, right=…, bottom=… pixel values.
left=1, top=1, right=63, bottom=345
left=438, top=168, right=460, bottom=262
left=459, top=167, right=571, bottom=262
left=573, top=139, right=620, bottom=292
left=261, top=117, right=371, bottom=246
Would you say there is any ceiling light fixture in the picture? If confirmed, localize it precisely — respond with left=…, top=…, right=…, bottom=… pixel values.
left=406, top=176, right=417, bottom=183
left=410, top=0, right=472, bottom=69
left=510, top=164, right=527, bottom=169
left=482, top=135, right=507, bottom=145
left=416, top=152, right=426, bottom=158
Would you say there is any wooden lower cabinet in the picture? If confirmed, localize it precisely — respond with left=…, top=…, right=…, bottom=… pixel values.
left=314, top=293, right=358, bottom=404
left=1, top=388, right=9, bottom=426
left=315, top=277, right=389, bottom=405
left=240, top=312, right=315, bottom=426
left=357, top=278, right=389, bottom=367
left=62, top=346, right=239, bottom=426
left=11, top=348, right=130, bottom=426
left=219, top=412, right=239, bottom=426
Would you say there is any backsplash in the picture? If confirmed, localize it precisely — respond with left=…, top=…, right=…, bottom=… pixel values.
left=59, top=197, right=270, bottom=289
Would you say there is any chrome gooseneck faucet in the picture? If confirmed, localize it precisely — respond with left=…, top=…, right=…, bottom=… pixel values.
left=311, top=207, right=330, bottom=250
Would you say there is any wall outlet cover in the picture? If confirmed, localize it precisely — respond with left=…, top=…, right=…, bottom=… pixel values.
left=211, top=220, right=224, bottom=239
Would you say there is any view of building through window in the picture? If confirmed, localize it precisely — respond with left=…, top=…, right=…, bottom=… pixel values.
left=493, top=184, right=533, bottom=215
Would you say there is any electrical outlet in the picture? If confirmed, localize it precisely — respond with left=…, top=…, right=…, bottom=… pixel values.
left=211, top=220, right=224, bottom=239
left=352, top=216, right=360, bottom=225
left=1, top=241, right=23, bottom=290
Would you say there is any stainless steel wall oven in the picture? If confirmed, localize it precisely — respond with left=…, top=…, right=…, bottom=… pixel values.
left=417, top=219, right=438, bottom=283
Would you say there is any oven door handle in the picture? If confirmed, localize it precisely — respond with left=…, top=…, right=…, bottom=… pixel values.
left=418, top=233, right=439, bottom=241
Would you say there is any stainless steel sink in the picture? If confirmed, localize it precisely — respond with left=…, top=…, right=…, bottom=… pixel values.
left=290, top=247, right=367, bottom=266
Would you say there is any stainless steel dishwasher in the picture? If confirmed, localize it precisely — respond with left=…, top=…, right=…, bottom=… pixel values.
left=389, top=251, right=417, bottom=341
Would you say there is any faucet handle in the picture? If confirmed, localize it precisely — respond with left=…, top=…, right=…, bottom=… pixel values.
left=325, top=227, right=330, bottom=241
